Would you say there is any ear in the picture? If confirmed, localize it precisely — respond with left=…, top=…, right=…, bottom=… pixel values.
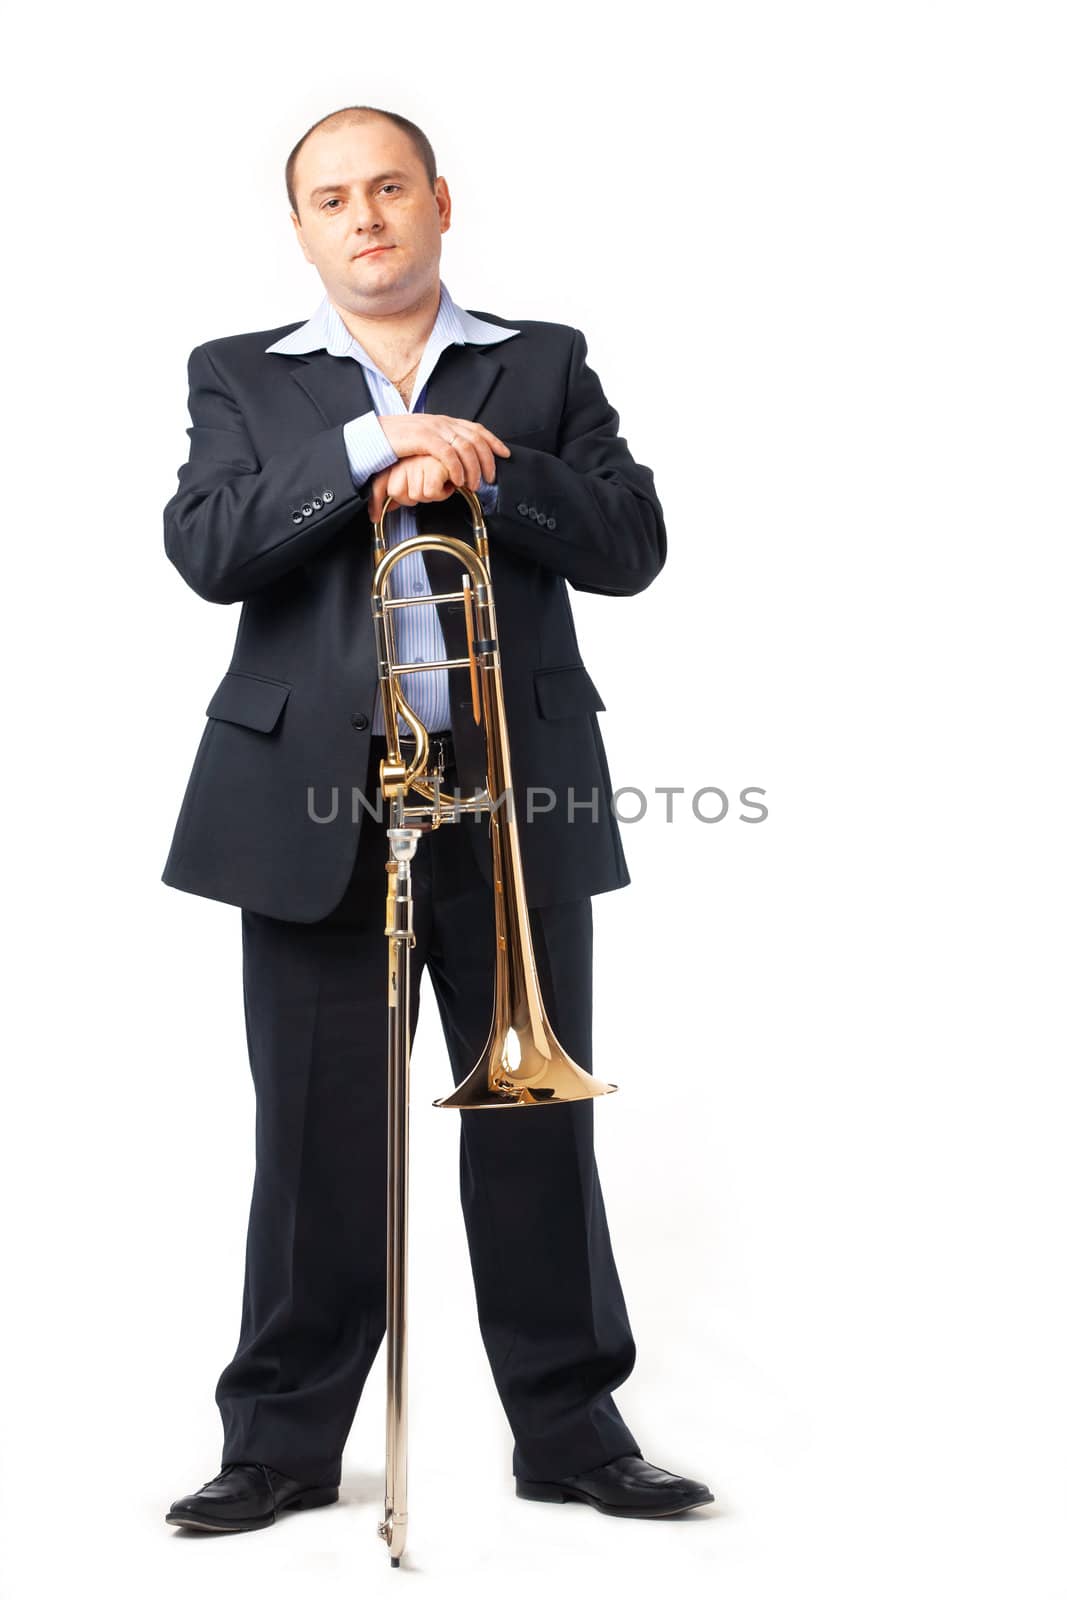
left=434, top=177, right=452, bottom=234
left=289, top=209, right=314, bottom=264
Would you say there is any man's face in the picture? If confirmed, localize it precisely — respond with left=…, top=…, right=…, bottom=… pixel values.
left=289, top=118, right=449, bottom=313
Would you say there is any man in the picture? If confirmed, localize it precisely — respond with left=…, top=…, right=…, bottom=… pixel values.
left=163, top=103, right=713, bottom=1534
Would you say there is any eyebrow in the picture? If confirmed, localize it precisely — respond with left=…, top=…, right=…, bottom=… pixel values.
left=308, top=171, right=410, bottom=201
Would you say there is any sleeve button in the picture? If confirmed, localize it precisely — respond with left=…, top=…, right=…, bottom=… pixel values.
left=291, top=512, right=304, bottom=524
left=322, top=489, right=335, bottom=503
left=350, top=712, right=369, bottom=730
left=517, top=502, right=528, bottom=515
left=301, top=503, right=314, bottom=516
left=546, top=517, right=556, bottom=530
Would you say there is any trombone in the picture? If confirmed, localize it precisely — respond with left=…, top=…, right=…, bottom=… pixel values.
left=369, top=485, right=617, bottom=1566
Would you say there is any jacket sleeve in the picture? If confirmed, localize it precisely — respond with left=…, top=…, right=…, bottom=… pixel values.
left=488, top=328, right=667, bottom=597
left=163, top=343, right=371, bottom=604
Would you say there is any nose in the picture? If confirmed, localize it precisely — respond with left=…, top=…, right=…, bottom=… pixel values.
left=350, top=201, right=384, bottom=237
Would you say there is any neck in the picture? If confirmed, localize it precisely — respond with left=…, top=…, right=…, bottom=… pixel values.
left=331, top=279, right=441, bottom=371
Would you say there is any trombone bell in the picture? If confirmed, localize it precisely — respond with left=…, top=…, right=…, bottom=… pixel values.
left=432, top=1021, right=618, bottom=1109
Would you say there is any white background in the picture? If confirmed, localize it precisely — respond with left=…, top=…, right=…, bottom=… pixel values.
left=3, top=2, right=1064, bottom=1596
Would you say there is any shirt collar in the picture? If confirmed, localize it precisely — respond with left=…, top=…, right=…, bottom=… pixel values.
left=264, top=280, right=520, bottom=365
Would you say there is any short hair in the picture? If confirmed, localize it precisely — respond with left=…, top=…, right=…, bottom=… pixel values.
left=285, top=105, right=438, bottom=216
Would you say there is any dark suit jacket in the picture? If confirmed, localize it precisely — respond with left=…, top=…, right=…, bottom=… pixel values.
left=161, top=306, right=667, bottom=921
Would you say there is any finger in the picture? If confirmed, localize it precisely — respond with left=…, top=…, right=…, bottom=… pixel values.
left=433, top=438, right=469, bottom=488
left=381, top=475, right=407, bottom=513
left=408, top=422, right=460, bottom=487
left=440, top=417, right=512, bottom=469
left=470, top=434, right=498, bottom=485
left=472, top=423, right=512, bottom=458
left=370, top=479, right=397, bottom=522
left=444, top=417, right=512, bottom=458
left=451, top=436, right=486, bottom=490
left=439, top=424, right=495, bottom=488
left=426, top=462, right=453, bottom=502
left=400, top=459, right=425, bottom=507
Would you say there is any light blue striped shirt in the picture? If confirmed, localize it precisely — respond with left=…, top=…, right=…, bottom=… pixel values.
left=265, top=281, right=520, bottom=733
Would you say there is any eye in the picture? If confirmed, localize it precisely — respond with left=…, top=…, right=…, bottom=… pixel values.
left=381, top=184, right=401, bottom=195
left=322, top=197, right=342, bottom=211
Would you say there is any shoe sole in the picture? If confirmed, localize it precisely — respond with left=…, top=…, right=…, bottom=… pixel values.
left=165, top=1486, right=338, bottom=1532
left=516, top=1479, right=714, bottom=1517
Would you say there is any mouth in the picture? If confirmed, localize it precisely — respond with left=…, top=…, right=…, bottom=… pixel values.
left=356, top=245, right=394, bottom=259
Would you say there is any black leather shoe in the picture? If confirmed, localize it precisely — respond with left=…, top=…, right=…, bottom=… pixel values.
left=516, top=1453, right=714, bottom=1518
left=165, top=1462, right=339, bottom=1533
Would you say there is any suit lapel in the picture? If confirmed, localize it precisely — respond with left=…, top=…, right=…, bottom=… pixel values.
left=288, top=352, right=375, bottom=428
left=424, top=341, right=504, bottom=427
left=286, top=340, right=506, bottom=433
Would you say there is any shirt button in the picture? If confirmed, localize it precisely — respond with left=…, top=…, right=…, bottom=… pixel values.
left=412, top=581, right=425, bottom=594
left=350, top=712, right=369, bottom=731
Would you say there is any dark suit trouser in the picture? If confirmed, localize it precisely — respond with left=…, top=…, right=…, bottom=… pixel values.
left=215, top=738, right=641, bottom=1486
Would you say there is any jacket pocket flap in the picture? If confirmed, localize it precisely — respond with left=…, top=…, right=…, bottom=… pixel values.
left=206, top=670, right=291, bottom=732
left=491, top=414, right=550, bottom=439
left=533, top=664, right=606, bottom=719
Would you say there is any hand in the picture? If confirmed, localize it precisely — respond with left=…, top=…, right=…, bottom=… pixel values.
left=367, top=453, right=462, bottom=526
left=377, top=412, right=510, bottom=498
